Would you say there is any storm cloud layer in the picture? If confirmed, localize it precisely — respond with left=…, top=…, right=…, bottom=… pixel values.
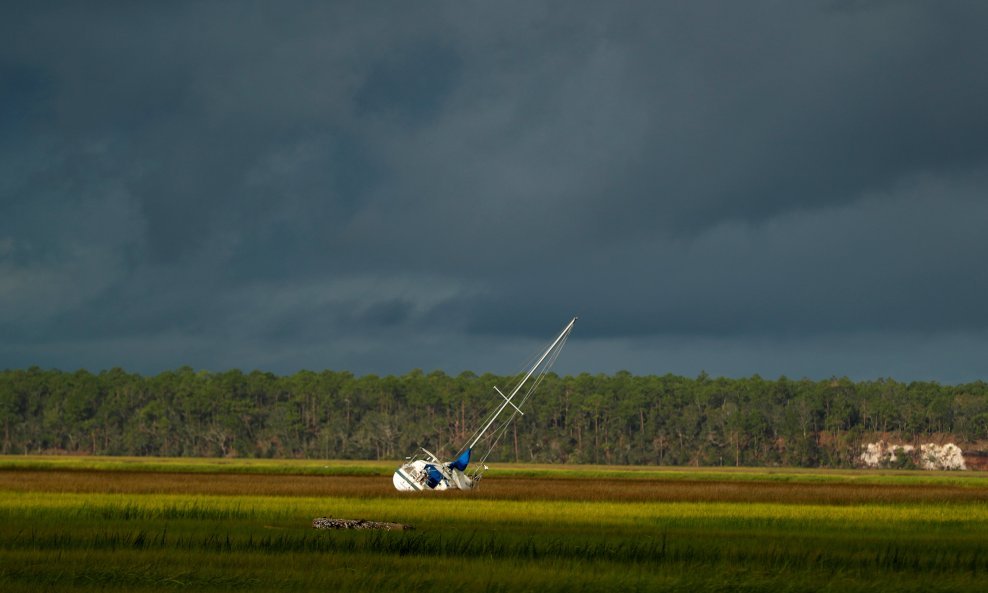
left=2, top=2, right=988, bottom=381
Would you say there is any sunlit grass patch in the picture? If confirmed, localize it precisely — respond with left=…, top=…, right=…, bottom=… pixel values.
left=3, top=490, right=987, bottom=533
left=0, top=455, right=396, bottom=476
left=2, top=459, right=988, bottom=592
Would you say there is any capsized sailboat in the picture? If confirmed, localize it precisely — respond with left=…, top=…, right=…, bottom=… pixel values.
left=392, top=317, right=576, bottom=491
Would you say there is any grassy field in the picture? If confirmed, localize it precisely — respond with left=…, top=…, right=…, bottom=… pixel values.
left=1, top=457, right=987, bottom=592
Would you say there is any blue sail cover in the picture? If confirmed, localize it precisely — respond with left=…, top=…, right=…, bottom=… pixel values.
left=449, top=448, right=471, bottom=472
left=424, top=464, right=444, bottom=489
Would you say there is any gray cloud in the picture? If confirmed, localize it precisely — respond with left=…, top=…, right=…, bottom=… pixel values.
left=2, top=2, right=988, bottom=382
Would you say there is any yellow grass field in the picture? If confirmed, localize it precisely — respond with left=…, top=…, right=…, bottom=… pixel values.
left=1, top=456, right=987, bottom=592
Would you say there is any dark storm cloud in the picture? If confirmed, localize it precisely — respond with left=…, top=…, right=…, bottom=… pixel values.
left=2, top=2, right=988, bottom=381
left=355, top=41, right=462, bottom=124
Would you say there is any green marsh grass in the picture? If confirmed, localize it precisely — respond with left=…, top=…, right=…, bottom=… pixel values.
left=2, top=456, right=987, bottom=592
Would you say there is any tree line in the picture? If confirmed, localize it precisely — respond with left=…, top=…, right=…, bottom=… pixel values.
left=2, top=366, right=987, bottom=467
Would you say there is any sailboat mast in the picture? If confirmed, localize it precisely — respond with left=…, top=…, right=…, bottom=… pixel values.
left=468, top=317, right=576, bottom=449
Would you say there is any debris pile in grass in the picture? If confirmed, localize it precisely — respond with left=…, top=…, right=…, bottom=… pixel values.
left=860, top=441, right=967, bottom=470
left=312, top=517, right=413, bottom=530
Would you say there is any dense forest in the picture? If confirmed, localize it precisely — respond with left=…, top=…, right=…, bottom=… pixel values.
left=2, top=367, right=988, bottom=468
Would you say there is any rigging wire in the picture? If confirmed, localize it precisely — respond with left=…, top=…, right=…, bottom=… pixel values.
left=455, top=326, right=572, bottom=459
left=470, top=329, right=572, bottom=475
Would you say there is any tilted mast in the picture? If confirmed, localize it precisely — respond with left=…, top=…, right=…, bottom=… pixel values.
left=468, top=317, right=577, bottom=449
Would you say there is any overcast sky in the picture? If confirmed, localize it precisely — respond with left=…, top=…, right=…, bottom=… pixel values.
left=2, top=2, right=988, bottom=382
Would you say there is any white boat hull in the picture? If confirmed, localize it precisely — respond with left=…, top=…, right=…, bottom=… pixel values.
left=393, top=459, right=467, bottom=491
